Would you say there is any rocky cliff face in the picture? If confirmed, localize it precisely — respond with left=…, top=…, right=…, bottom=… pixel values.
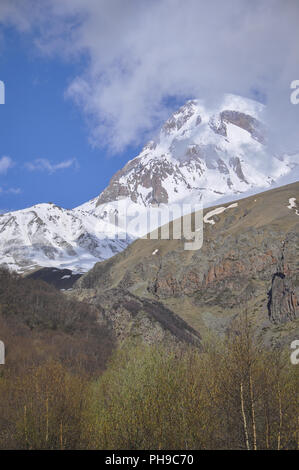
left=73, top=182, right=299, bottom=346
left=266, top=235, right=299, bottom=324
left=0, top=94, right=298, bottom=275
left=267, top=273, right=298, bottom=324
left=73, top=286, right=201, bottom=347
left=93, top=95, right=295, bottom=210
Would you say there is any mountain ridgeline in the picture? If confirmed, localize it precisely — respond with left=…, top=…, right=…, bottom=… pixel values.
left=0, top=97, right=298, bottom=450
left=73, top=182, right=299, bottom=347
left=0, top=94, right=297, bottom=274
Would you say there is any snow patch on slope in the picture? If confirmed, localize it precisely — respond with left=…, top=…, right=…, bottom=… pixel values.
left=1, top=93, right=298, bottom=274
left=203, top=203, right=238, bottom=225
left=287, top=198, right=299, bottom=215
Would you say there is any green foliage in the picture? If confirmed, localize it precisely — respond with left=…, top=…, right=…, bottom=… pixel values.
left=88, top=343, right=205, bottom=449
left=85, top=330, right=298, bottom=450
left=0, top=361, right=92, bottom=449
left=0, top=279, right=297, bottom=451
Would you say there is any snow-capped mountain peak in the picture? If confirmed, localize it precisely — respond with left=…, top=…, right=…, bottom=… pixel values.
left=94, top=94, right=295, bottom=209
left=0, top=201, right=131, bottom=274
left=0, top=94, right=297, bottom=274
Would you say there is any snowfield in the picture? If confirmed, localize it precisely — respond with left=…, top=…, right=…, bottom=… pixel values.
left=287, top=198, right=299, bottom=215
left=0, top=94, right=298, bottom=273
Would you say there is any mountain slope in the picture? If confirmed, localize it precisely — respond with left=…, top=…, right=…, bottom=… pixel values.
left=73, top=182, right=299, bottom=347
left=78, top=93, right=298, bottom=239
left=88, top=94, right=297, bottom=210
left=0, top=94, right=297, bottom=274
left=0, top=202, right=131, bottom=274
left=0, top=267, right=116, bottom=375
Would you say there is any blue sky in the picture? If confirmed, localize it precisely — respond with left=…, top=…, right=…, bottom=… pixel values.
left=0, top=27, right=143, bottom=212
left=0, top=1, right=298, bottom=213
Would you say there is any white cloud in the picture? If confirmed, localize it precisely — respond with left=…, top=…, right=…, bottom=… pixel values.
left=1, top=0, right=299, bottom=154
left=0, top=186, right=21, bottom=195
left=0, top=0, right=46, bottom=32
left=0, top=156, right=14, bottom=174
left=6, top=187, right=21, bottom=194
left=25, top=158, right=78, bottom=173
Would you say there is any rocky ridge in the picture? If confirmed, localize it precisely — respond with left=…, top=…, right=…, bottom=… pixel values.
left=0, top=94, right=298, bottom=274
left=73, top=182, right=299, bottom=346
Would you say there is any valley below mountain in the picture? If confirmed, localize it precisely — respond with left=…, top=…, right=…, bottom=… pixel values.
left=0, top=100, right=298, bottom=450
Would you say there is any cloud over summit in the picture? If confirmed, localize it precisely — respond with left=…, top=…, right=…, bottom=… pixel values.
left=1, top=0, right=299, bottom=154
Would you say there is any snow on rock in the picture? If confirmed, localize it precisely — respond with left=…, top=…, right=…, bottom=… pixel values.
left=94, top=93, right=297, bottom=217
left=0, top=93, right=298, bottom=274
left=0, top=203, right=133, bottom=274
left=287, top=198, right=299, bottom=215
left=204, top=203, right=238, bottom=225
left=78, top=93, right=297, bottom=243
left=288, top=198, right=297, bottom=209
left=204, top=207, right=227, bottom=225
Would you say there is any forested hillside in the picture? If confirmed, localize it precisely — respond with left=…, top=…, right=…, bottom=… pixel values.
left=0, top=272, right=297, bottom=449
